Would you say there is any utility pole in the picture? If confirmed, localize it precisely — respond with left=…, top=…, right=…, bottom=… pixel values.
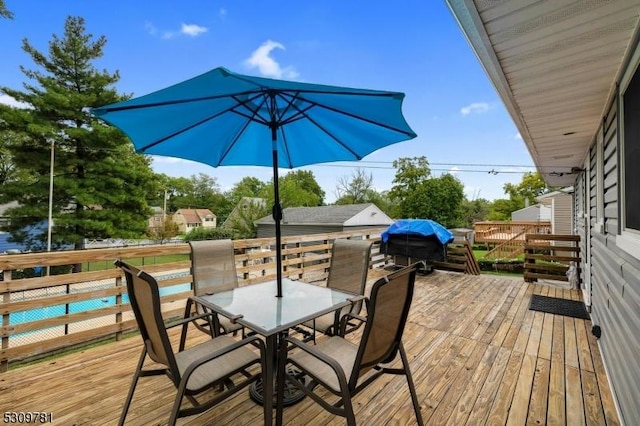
left=46, top=140, right=55, bottom=275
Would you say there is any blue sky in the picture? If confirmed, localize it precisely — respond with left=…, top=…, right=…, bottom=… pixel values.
left=0, top=1, right=535, bottom=203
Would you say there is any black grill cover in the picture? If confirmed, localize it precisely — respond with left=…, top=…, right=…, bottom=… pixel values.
left=382, top=234, right=447, bottom=263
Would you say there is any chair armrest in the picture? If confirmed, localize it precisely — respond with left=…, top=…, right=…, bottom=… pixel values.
left=166, top=312, right=213, bottom=329
left=183, top=335, right=266, bottom=378
left=284, top=336, right=349, bottom=383
left=339, top=312, right=367, bottom=337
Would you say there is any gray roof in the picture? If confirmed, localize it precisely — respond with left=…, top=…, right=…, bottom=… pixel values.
left=255, top=203, right=377, bottom=225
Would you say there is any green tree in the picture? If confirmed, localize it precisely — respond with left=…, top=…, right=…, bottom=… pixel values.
left=260, top=170, right=324, bottom=208
left=388, top=157, right=465, bottom=227
left=226, top=176, right=267, bottom=205
left=166, top=173, right=233, bottom=223
left=335, top=168, right=374, bottom=204
left=0, top=131, right=31, bottom=188
left=503, top=172, right=549, bottom=210
left=422, top=174, right=465, bottom=228
left=388, top=157, right=431, bottom=218
left=0, top=16, right=156, bottom=251
left=223, top=198, right=268, bottom=239
left=487, top=198, right=518, bottom=221
left=146, top=214, right=179, bottom=243
left=459, top=197, right=491, bottom=227
left=0, top=0, right=13, bottom=19
left=487, top=172, right=551, bottom=220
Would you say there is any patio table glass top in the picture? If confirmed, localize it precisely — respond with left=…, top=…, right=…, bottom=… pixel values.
left=192, top=278, right=361, bottom=336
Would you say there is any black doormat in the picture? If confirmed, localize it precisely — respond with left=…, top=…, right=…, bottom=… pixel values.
left=529, top=295, right=590, bottom=320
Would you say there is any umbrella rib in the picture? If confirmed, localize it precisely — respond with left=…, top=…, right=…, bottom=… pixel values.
left=229, top=92, right=271, bottom=125
left=275, top=91, right=415, bottom=137
left=302, top=93, right=415, bottom=136
left=138, top=92, right=267, bottom=151
left=95, top=90, right=268, bottom=113
left=216, top=95, right=270, bottom=164
left=277, top=91, right=414, bottom=159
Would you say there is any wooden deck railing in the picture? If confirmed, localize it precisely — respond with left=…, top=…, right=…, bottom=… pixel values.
left=474, top=221, right=551, bottom=247
left=0, top=229, right=388, bottom=372
left=523, top=233, right=581, bottom=286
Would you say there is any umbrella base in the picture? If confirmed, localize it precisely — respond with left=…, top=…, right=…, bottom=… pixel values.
left=249, top=365, right=308, bottom=407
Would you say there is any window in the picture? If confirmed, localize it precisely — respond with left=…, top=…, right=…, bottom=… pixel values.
left=623, top=68, right=640, bottom=232
left=618, top=50, right=640, bottom=258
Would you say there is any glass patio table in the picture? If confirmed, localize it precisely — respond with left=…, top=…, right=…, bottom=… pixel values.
left=190, top=278, right=362, bottom=426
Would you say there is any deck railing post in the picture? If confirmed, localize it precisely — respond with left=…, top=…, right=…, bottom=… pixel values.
left=1, top=269, right=12, bottom=372
left=115, top=274, right=123, bottom=341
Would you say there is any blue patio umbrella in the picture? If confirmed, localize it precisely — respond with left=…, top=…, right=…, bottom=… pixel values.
left=92, top=67, right=416, bottom=297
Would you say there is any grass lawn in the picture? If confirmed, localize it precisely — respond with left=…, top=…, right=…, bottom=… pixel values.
left=82, top=253, right=190, bottom=272
left=473, top=249, right=524, bottom=277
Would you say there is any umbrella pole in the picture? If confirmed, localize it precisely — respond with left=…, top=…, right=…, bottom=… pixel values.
left=271, top=131, right=284, bottom=298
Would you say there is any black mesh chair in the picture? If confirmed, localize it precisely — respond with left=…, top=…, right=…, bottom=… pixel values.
left=276, top=263, right=424, bottom=426
left=115, top=260, right=269, bottom=426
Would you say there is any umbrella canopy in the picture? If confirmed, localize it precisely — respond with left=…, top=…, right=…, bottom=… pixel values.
left=92, top=67, right=416, bottom=297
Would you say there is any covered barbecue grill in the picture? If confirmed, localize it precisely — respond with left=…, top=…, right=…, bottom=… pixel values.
left=381, top=219, right=454, bottom=271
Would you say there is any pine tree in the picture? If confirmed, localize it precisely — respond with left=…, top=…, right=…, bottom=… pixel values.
left=0, top=16, right=157, bottom=251
left=0, top=0, right=13, bottom=19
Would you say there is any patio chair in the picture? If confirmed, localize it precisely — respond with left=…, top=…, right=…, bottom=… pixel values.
left=302, top=239, right=372, bottom=341
left=114, top=260, right=268, bottom=426
left=276, top=263, right=424, bottom=426
left=188, top=239, right=244, bottom=336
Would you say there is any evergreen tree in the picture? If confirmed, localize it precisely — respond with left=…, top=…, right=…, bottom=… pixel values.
left=0, top=0, right=13, bottom=19
left=0, top=16, right=156, bottom=251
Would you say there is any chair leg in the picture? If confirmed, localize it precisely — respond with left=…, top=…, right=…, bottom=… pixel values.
left=118, top=348, right=147, bottom=426
left=342, top=393, right=357, bottom=426
left=169, top=377, right=190, bottom=426
left=399, top=343, right=424, bottom=426
left=179, top=299, right=193, bottom=351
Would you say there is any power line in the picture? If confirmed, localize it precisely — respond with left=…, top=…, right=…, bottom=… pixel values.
left=313, top=163, right=536, bottom=174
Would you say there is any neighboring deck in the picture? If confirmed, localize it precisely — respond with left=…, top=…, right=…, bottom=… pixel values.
left=0, top=271, right=619, bottom=425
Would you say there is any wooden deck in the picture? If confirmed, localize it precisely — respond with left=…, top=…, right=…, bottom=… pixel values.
left=0, top=270, right=619, bottom=425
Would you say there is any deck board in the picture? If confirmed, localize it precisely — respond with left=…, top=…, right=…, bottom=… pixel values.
left=0, top=270, right=620, bottom=425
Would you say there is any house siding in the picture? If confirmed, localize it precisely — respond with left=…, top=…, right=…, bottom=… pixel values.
left=581, top=83, right=640, bottom=425
left=575, top=171, right=588, bottom=301
left=550, top=195, right=572, bottom=236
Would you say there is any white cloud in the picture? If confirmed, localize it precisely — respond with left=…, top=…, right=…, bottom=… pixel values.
left=244, top=40, right=299, bottom=79
left=152, top=156, right=189, bottom=165
left=0, top=94, right=31, bottom=109
left=144, top=21, right=158, bottom=36
left=515, top=132, right=522, bottom=139
left=449, top=166, right=460, bottom=175
left=460, top=102, right=490, bottom=116
left=181, top=23, right=208, bottom=37
left=144, top=21, right=207, bottom=39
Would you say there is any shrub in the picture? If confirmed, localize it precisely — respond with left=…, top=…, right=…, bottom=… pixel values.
left=184, top=227, right=234, bottom=242
left=478, top=258, right=524, bottom=274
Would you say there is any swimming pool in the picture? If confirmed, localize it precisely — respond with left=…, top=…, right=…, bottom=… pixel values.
left=9, top=274, right=191, bottom=326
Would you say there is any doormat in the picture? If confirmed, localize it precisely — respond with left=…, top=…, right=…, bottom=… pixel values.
left=529, top=295, right=590, bottom=320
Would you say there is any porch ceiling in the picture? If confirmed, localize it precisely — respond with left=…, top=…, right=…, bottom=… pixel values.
left=446, top=0, right=640, bottom=187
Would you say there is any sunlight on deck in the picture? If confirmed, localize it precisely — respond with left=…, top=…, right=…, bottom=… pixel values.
left=0, top=270, right=619, bottom=425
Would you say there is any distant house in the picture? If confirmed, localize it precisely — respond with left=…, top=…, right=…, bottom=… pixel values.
left=147, top=206, right=165, bottom=232
left=511, top=204, right=551, bottom=222
left=222, top=197, right=266, bottom=228
left=255, top=203, right=393, bottom=238
left=536, top=188, right=574, bottom=236
left=172, top=208, right=216, bottom=234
